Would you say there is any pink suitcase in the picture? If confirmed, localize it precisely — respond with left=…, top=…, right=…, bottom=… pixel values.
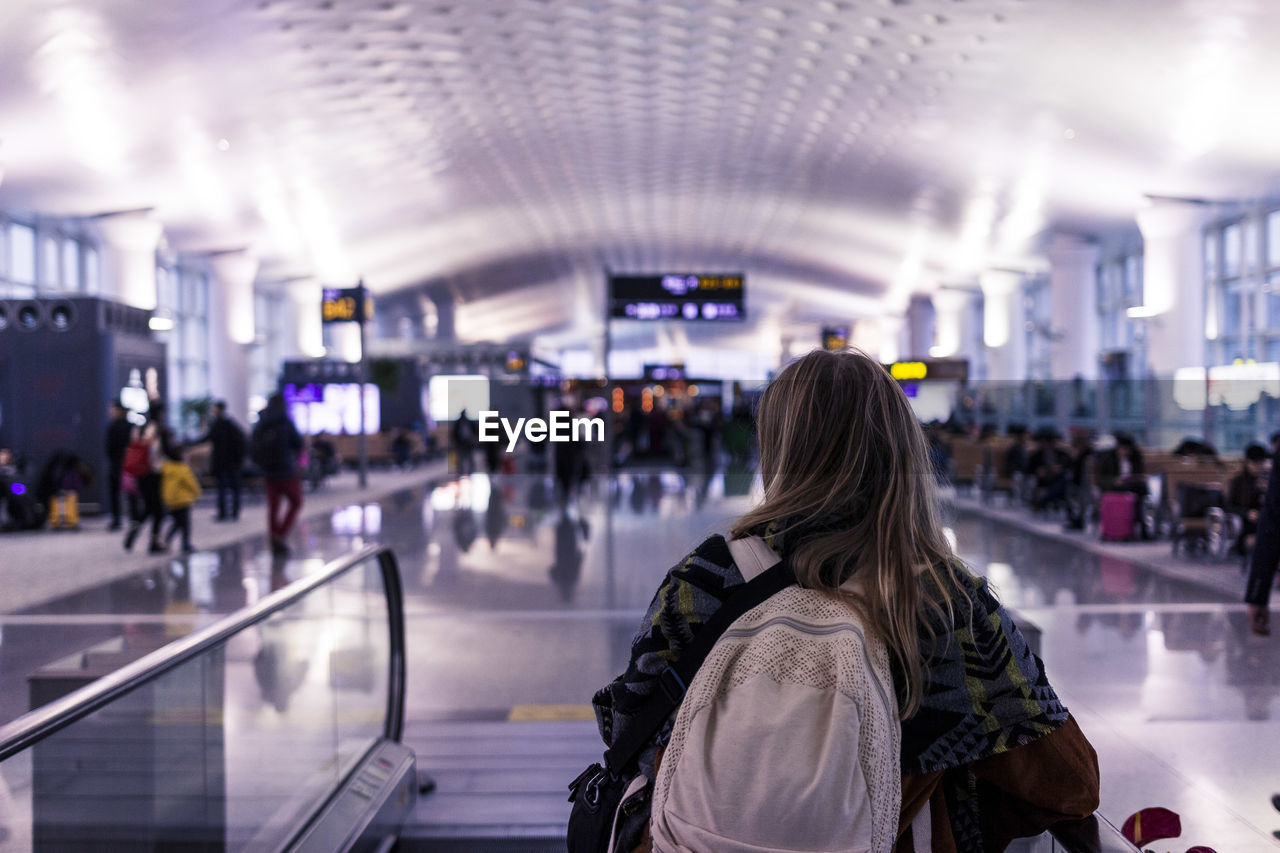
left=1099, top=491, right=1136, bottom=541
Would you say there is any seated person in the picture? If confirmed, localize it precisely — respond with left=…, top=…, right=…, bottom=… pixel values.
left=1228, top=443, right=1271, bottom=554
left=310, top=434, right=338, bottom=475
left=1002, top=425, right=1031, bottom=480
left=1028, top=428, right=1070, bottom=510
left=1064, top=430, right=1095, bottom=530
left=391, top=428, right=413, bottom=468
left=1173, top=437, right=1223, bottom=465
left=1096, top=432, right=1146, bottom=494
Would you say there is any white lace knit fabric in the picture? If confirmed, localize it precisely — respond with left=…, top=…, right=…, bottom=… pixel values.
left=650, top=586, right=902, bottom=852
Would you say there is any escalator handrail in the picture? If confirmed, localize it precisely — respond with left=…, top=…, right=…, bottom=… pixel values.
left=1049, top=813, right=1143, bottom=852
left=0, top=544, right=406, bottom=761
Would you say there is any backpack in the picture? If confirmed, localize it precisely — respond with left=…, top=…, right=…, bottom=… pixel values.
left=122, top=438, right=152, bottom=479
left=566, top=554, right=794, bottom=853
left=251, top=420, right=285, bottom=471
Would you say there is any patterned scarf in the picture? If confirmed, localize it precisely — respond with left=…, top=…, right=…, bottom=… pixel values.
left=592, top=525, right=1068, bottom=852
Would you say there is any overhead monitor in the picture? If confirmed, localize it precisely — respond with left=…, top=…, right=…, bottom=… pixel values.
left=822, top=326, right=849, bottom=351
left=608, top=273, right=744, bottom=321
left=321, top=286, right=371, bottom=324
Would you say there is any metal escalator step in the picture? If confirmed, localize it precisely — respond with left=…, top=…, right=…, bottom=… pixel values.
left=401, top=719, right=599, bottom=843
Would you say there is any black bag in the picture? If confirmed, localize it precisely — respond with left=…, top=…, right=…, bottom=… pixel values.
left=566, top=560, right=794, bottom=853
left=1178, top=483, right=1223, bottom=518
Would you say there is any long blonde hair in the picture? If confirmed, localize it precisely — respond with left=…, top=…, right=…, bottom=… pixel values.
left=730, top=348, right=961, bottom=718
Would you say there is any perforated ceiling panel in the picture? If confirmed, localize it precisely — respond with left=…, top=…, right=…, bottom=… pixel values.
left=2, top=0, right=1279, bottom=342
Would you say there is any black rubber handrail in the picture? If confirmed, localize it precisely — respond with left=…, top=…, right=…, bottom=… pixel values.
left=0, top=544, right=406, bottom=760
left=1050, top=813, right=1142, bottom=852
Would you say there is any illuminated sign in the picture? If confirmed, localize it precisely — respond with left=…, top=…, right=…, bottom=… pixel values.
left=822, top=326, right=849, bottom=351
left=887, top=359, right=969, bottom=382
left=322, top=286, right=370, bottom=325
left=284, top=382, right=380, bottom=434
left=890, top=361, right=928, bottom=380
left=644, top=363, right=685, bottom=381
left=608, top=274, right=745, bottom=321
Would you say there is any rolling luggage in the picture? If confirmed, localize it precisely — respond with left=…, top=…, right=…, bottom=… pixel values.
left=1099, top=491, right=1136, bottom=541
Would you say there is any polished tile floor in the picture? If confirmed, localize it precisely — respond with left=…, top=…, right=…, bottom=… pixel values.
left=1, top=467, right=1277, bottom=849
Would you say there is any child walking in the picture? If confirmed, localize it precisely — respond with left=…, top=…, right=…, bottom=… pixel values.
left=161, top=447, right=202, bottom=553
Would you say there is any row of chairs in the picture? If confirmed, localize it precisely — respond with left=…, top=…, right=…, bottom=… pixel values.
left=945, top=437, right=1251, bottom=562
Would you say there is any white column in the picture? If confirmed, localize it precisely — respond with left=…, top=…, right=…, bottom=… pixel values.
left=980, top=269, right=1027, bottom=381
left=205, top=252, right=259, bottom=423
left=87, top=212, right=163, bottom=309
left=1046, top=234, right=1102, bottom=380
left=288, top=278, right=326, bottom=359
left=931, top=288, right=973, bottom=361
left=1135, top=200, right=1210, bottom=377
left=906, top=296, right=935, bottom=360
left=876, top=315, right=905, bottom=364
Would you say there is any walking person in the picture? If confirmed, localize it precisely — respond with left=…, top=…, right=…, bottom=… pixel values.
left=104, top=400, right=131, bottom=530
left=201, top=400, right=247, bottom=521
left=452, top=409, right=477, bottom=476
left=1245, top=442, right=1280, bottom=636
left=123, top=402, right=176, bottom=554
left=161, top=445, right=201, bottom=553
left=251, top=393, right=304, bottom=557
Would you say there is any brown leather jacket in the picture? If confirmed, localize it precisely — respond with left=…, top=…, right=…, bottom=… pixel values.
left=894, top=715, right=1100, bottom=852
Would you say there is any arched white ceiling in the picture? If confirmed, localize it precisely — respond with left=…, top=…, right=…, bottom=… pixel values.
left=3, top=0, right=1280, bottom=343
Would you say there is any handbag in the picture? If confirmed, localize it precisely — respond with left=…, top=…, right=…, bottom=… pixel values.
left=567, top=558, right=794, bottom=853
left=122, top=438, right=152, bottom=479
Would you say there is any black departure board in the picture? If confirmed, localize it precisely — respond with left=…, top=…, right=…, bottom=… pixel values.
left=322, top=286, right=369, bottom=324
left=608, top=274, right=745, bottom=321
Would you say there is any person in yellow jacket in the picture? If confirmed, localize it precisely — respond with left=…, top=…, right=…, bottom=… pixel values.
left=161, top=447, right=202, bottom=553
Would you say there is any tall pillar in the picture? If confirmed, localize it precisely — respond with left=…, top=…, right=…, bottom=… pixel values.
left=931, top=288, right=973, bottom=361
left=877, top=315, right=905, bottom=364
left=288, top=278, right=326, bottom=360
left=427, top=287, right=455, bottom=341
left=905, top=295, right=935, bottom=360
left=1135, top=200, right=1209, bottom=377
left=88, top=211, right=163, bottom=309
left=204, top=252, right=259, bottom=423
left=1046, top=234, right=1102, bottom=380
left=980, top=269, right=1027, bottom=381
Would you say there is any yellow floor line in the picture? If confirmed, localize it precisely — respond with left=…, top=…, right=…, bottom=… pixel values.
left=508, top=704, right=596, bottom=722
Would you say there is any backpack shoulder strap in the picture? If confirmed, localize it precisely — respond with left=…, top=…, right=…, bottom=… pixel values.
left=602, top=553, right=794, bottom=777
left=727, top=535, right=781, bottom=581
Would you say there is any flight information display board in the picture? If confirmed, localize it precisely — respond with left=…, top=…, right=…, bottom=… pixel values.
left=822, top=326, right=849, bottom=350
left=608, top=274, right=745, bottom=321
left=322, top=286, right=370, bottom=324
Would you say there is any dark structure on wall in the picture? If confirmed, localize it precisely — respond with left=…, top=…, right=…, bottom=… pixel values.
left=0, top=296, right=166, bottom=514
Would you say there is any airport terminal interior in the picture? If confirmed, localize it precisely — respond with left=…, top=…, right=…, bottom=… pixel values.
left=4, top=0, right=1280, bottom=850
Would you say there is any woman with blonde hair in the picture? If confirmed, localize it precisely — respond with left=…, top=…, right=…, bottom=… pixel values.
left=590, top=349, right=1098, bottom=852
